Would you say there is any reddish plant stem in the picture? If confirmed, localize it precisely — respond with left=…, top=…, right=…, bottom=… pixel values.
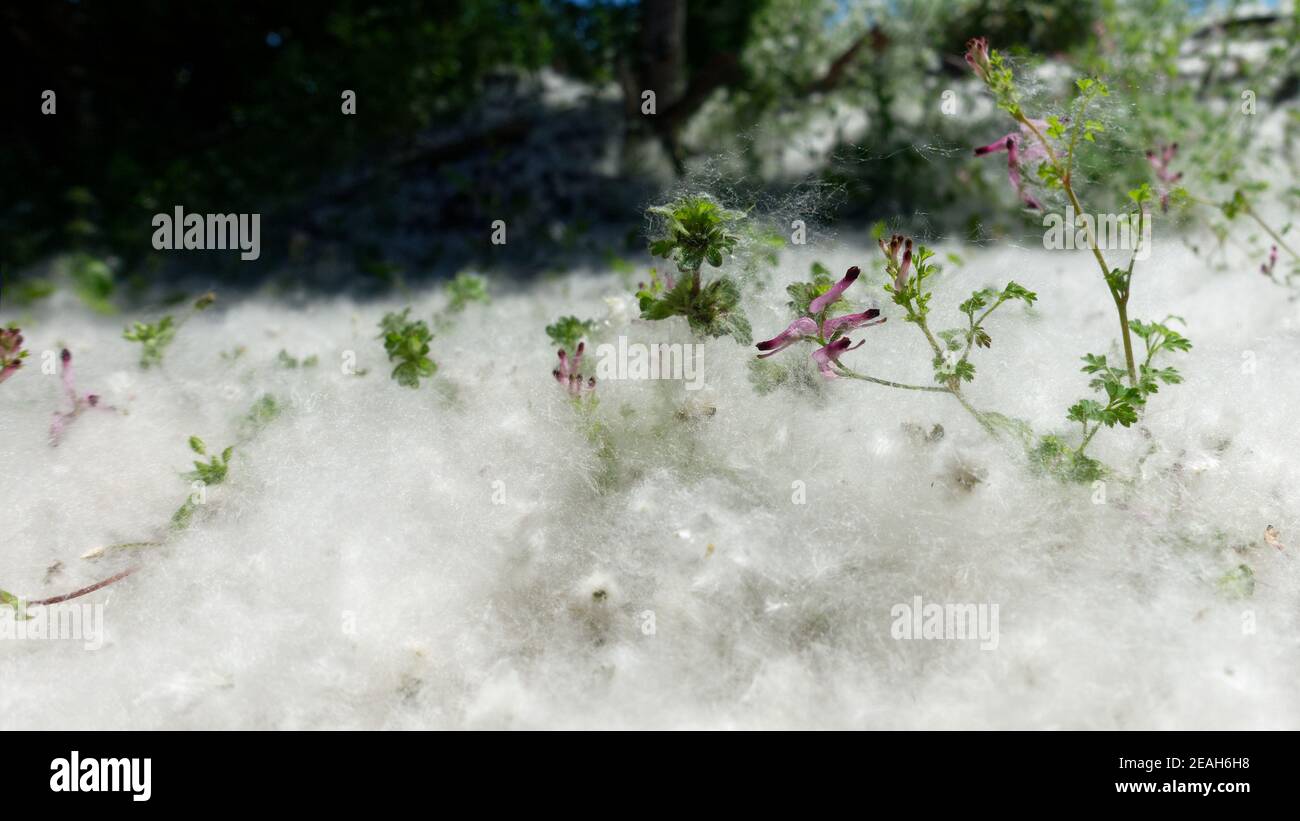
left=27, top=567, right=138, bottom=606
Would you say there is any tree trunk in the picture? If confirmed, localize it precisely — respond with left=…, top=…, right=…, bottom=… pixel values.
left=633, top=0, right=687, bottom=172
left=639, top=0, right=686, bottom=109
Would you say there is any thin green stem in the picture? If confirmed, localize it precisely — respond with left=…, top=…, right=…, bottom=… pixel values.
left=915, top=318, right=944, bottom=358
left=1114, top=298, right=1137, bottom=387
left=1242, top=202, right=1299, bottom=261
left=1124, top=207, right=1145, bottom=282
left=960, top=297, right=1007, bottom=364
left=1064, top=95, right=1091, bottom=182
left=1186, top=192, right=1298, bottom=262
left=1018, top=112, right=1139, bottom=387
left=950, top=389, right=1000, bottom=436
left=1018, top=114, right=1113, bottom=278
left=893, top=294, right=1001, bottom=434
left=834, top=364, right=998, bottom=436
left=1079, top=422, right=1101, bottom=454
left=833, top=364, right=949, bottom=392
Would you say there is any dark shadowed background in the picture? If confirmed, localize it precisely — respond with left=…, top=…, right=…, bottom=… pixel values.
left=2, top=0, right=1291, bottom=302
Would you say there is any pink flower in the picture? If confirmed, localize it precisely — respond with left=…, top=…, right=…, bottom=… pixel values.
left=755, top=317, right=818, bottom=358
left=0, top=327, right=26, bottom=385
left=1145, top=143, right=1182, bottom=212
left=553, top=343, right=596, bottom=399
left=1261, top=245, right=1278, bottom=277
left=974, top=126, right=1047, bottom=210
left=878, top=234, right=914, bottom=289
left=50, top=349, right=113, bottom=446
left=754, top=265, right=887, bottom=378
left=808, top=266, right=860, bottom=314
left=822, top=308, right=884, bottom=338
left=964, top=37, right=991, bottom=83
left=812, top=337, right=864, bottom=379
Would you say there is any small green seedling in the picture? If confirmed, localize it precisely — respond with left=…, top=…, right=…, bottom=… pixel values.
left=124, top=291, right=216, bottom=368
left=172, top=435, right=233, bottom=529
left=446, top=272, right=490, bottom=313
left=379, top=308, right=437, bottom=388
left=640, top=194, right=751, bottom=343
left=277, top=350, right=319, bottom=369
left=546, top=315, right=596, bottom=355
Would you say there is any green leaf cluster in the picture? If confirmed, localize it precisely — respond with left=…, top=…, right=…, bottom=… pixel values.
left=446, top=272, right=490, bottom=313
left=123, top=292, right=215, bottom=368
left=172, top=436, right=234, bottom=529
left=1067, top=317, right=1190, bottom=441
left=1029, top=434, right=1107, bottom=483
left=184, top=435, right=233, bottom=485
left=981, top=48, right=1022, bottom=117
left=647, top=194, right=743, bottom=274
left=640, top=195, right=752, bottom=345
left=639, top=273, right=751, bottom=344
left=277, top=350, right=319, bottom=369
left=546, top=315, right=595, bottom=354
left=379, top=308, right=437, bottom=388
left=123, top=316, right=177, bottom=369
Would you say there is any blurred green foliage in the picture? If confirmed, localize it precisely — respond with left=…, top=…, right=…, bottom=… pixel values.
left=2, top=0, right=1293, bottom=283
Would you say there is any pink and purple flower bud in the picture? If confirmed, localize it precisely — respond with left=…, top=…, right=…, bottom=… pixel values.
left=1145, top=143, right=1182, bottom=212
left=1261, top=245, right=1278, bottom=277
left=50, top=349, right=114, bottom=446
left=878, top=234, right=904, bottom=260
left=0, top=327, right=26, bottom=385
left=878, top=234, right=915, bottom=289
left=553, top=343, right=596, bottom=399
left=754, top=264, right=886, bottom=373
left=975, top=132, right=1043, bottom=210
left=821, top=308, right=885, bottom=339
left=964, top=37, right=991, bottom=82
left=755, top=317, right=818, bottom=358
left=811, top=337, right=865, bottom=379
left=898, top=240, right=914, bottom=289
left=808, top=267, right=861, bottom=315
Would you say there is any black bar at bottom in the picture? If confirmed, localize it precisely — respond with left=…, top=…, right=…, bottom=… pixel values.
left=4, top=730, right=1285, bottom=808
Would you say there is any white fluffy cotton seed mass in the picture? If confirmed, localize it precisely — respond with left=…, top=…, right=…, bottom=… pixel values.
left=2, top=233, right=1299, bottom=729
